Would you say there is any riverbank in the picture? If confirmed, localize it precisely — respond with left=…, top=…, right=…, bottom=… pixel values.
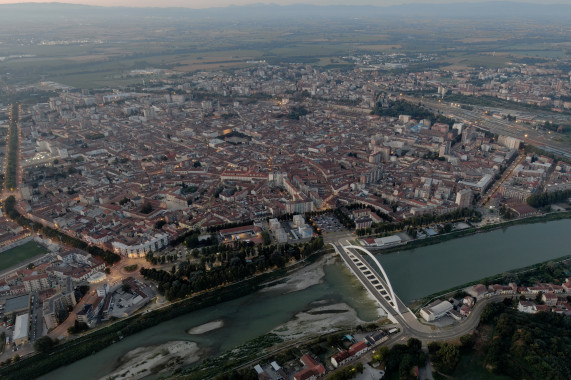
left=101, top=341, right=202, bottom=380
left=260, top=253, right=335, bottom=294
left=14, top=214, right=569, bottom=379
left=372, top=211, right=571, bottom=255
left=371, top=217, right=571, bottom=306
left=42, top=251, right=383, bottom=380
left=412, top=254, right=571, bottom=312
left=272, top=303, right=365, bottom=340
left=265, top=254, right=384, bottom=340
left=0, top=249, right=330, bottom=380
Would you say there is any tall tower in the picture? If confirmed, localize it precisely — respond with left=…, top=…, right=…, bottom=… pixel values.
left=455, top=189, right=473, bottom=208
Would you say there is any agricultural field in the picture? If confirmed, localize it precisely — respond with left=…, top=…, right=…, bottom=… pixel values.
left=0, top=4, right=569, bottom=88
left=442, top=53, right=513, bottom=70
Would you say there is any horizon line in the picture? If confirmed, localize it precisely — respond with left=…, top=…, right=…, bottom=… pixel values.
left=0, top=1, right=568, bottom=10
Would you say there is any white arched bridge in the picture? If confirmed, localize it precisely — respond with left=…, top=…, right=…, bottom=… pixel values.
left=329, top=240, right=507, bottom=341
left=330, top=242, right=408, bottom=320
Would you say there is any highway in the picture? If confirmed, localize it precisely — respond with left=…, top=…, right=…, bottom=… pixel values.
left=1, top=104, right=24, bottom=202
left=332, top=241, right=510, bottom=343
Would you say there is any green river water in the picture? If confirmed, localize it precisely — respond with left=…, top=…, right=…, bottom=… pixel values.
left=41, top=218, right=571, bottom=379
left=40, top=261, right=380, bottom=380
left=376, top=218, right=571, bottom=303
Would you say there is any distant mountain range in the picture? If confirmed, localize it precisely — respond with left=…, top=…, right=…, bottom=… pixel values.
left=0, top=2, right=570, bottom=23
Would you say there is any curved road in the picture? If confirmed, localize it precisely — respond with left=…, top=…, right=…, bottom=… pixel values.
left=332, top=242, right=509, bottom=342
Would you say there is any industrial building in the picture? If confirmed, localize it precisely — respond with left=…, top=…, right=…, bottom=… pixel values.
left=13, top=314, right=29, bottom=345
left=420, top=300, right=453, bottom=322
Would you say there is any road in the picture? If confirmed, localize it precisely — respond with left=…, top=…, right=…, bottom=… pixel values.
left=48, top=290, right=100, bottom=341
left=480, top=153, right=525, bottom=207
left=1, top=104, right=23, bottom=202
left=28, top=293, right=43, bottom=343
left=332, top=241, right=509, bottom=343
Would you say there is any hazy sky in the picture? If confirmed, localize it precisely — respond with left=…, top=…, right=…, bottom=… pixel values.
left=0, top=0, right=566, bottom=8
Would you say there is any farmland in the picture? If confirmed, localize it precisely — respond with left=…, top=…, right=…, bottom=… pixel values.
left=0, top=4, right=569, bottom=88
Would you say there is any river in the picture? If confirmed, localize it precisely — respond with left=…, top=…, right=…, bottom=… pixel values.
left=40, top=258, right=382, bottom=380
left=376, top=218, right=571, bottom=303
left=41, top=218, right=571, bottom=379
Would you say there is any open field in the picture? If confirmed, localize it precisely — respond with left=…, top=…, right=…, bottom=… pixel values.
left=504, top=49, right=568, bottom=59
left=0, top=4, right=569, bottom=88
left=442, top=53, right=512, bottom=69
left=357, top=44, right=402, bottom=51
left=459, top=37, right=509, bottom=43
left=0, top=241, right=47, bottom=272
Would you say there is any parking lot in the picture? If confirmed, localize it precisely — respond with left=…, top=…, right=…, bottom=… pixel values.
left=311, top=215, right=347, bottom=234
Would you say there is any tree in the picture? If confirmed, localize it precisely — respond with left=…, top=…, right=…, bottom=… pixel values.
left=399, top=354, right=413, bottom=380
left=453, top=290, right=468, bottom=299
left=527, top=189, right=571, bottom=208
left=372, top=346, right=389, bottom=363
left=407, top=337, right=422, bottom=352
left=68, top=320, right=88, bottom=334
left=428, top=341, right=441, bottom=355
left=34, top=336, right=56, bottom=353
left=261, top=231, right=271, bottom=245
left=141, top=203, right=153, bottom=214
left=435, top=343, right=460, bottom=373
left=480, top=302, right=505, bottom=323
left=459, top=334, right=475, bottom=353
left=269, top=252, right=285, bottom=268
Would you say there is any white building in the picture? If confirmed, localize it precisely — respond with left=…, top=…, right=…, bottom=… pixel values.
left=97, top=283, right=110, bottom=297
left=112, top=233, right=169, bottom=258
left=455, top=189, right=473, bottom=208
left=498, top=135, right=521, bottom=150
left=459, top=174, right=493, bottom=194
left=452, top=123, right=464, bottom=134
left=298, top=225, right=313, bottom=239
left=293, top=214, right=305, bottom=228
left=420, top=300, right=453, bottom=322
left=373, top=235, right=402, bottom=247
left=517, top=301, right=536, bottom=314
left=285, top=200, right=313, bottom=214
left=274, top=228, right=288, bottom=243
left=13, top=314, right=29, bottom=345
left=269, top=218, right=281, bottom=231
